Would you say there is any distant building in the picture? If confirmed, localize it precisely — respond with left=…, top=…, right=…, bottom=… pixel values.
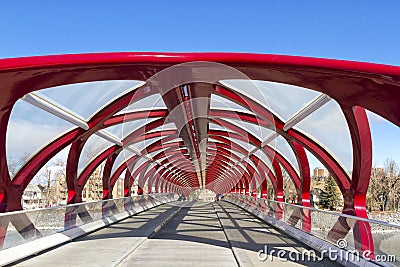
left=22, top=184, right=46, bottom=209
left=23, top=166, right=141, bottom=209
left=82, top=168, right=103, bottom=202
left=313, top=167, right=329, bottom=180
left=197, top=189, right=216, bottom=202
left=112, top=178, right=125, bottom=198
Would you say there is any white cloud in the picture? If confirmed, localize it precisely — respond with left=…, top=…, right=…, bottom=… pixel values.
left=6, top=119, right=71, bottom=161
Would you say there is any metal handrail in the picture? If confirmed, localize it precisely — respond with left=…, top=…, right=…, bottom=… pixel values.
left=229, top=193, right=400, bottom=230
left=0, top=193, right=169, bottom=217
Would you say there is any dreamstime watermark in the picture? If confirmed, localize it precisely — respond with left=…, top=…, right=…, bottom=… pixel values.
left=257, top=238, right=397, bottom=263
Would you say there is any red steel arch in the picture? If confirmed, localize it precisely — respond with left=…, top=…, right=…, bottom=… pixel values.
left=2, top=52, right=399, bottom=253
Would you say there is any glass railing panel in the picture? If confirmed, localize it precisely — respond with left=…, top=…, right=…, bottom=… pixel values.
left=0, top=193, right=174, bottom=252
left=225, top=194, right=400, bottom=266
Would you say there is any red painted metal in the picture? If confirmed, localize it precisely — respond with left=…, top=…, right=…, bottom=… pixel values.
left=290, top=140, right=311, bottom=233
left=327, top=106, right=374, bottom=254
left=102, top=154, right=118, bottom=199
left=70, top=118, right=167, bottom=203
left=1, top=52, right=397, bottom=255
left=214, top=86, right=350, bottom=193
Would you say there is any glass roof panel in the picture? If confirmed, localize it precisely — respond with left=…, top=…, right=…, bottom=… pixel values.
left=118, top=93, right=166, bottom=114
left=242, top=157, right=259, bottom=173
left=222, top=117, right=274, bottom=142
left=130, top=137, right=162, bottom=152
left=366, top=109, right=400, bottom=168
left=148, top=122, right=177, bottom=132
left=160, top=137, right=183, bottom=147
left=220, top=79, right=320, bottom=122
left=78, top=134, right=114, bottom=176
left=111, top=148, right=137, bottom=176
left=104, top=117, right=159, bottom=140
left=226, top=135, right=257, bottom=152
left=208, top=137, right=247, bottom=159
left=210, top=94, right=254, bottom=113
left=7, top=100, right=75, bottom=178
left=271, top=135, right=300, bottom=175
left=225, top=137, right=255, bottom=155
left=38, top=80, right=144, bottom=120
left=208, top=138, right=224, bottom=145
left=148, top=147, right=170, bottom=157
left=231, top=165, right=244, bottom=177
left=294, top=100, right=353, bottom=173
left=236, top=161, right=249, bottom=173
left=253, top=149, right=275, bottom=176
left=129, top=157, right=148, bottom=175
left=209, top=122, right=229, bottom=131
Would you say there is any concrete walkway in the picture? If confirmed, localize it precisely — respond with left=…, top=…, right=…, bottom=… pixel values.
left=214, top=202, right=337, bottom=266
left=13, top=202, right=185, bottom=267
left=12, top=201, right=339, bottom=267
left=118, top=202, right=237, bottom=267
left=118, top=202, right=337, bottom=267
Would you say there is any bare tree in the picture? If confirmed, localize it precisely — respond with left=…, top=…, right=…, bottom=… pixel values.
left=283, top=169, right=297, bottom=203
left=368, top=159, right=400, bottom=212
left=37, top=164, right=56, bottom=207
left=384, top=159, right=400, bottom=211
left=8, top=152, right=30, bottom=177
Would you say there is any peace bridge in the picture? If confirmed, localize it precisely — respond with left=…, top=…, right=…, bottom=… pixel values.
left=0, top=52, right=399, bottom=266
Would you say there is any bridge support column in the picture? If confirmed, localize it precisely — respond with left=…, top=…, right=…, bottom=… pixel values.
left=328, top=107, right=374, bottom=255
left=291, top=141, right=311, bottom=233
left=272, top=160, right=284, bottom=219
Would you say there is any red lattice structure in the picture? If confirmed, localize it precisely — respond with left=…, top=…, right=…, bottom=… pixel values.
left=1, top=52, right=400, bottom=253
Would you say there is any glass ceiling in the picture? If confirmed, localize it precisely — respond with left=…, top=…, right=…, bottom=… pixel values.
left=209, top=122, right=228, bottom=131
left=130, top=137, right=163, bottom=152
left=222, top=117, right=274, bottom=142
left=38, top=80, right=144, bottom=120
left=208, top=136, right=250, bottom=159
left=129, top=157, right=148, bottom=175
left=272, top=135, right=300, bottom=175
left=210, top=94, right=254, bottom=114
left=7, top=100, right=75, bottom=178
left=148, top=122, right=177, bottom=133
left=225, top=135, right=257, bottom=152
left=157, top=137, right=183, bottom=146
left=118, top=93, right=167, bottom=114
left=104, top=117, right=159, bottom=140
left=111, top=148, right=137, bottom=177
left=253, top=149, right=275, bottom=176
left=294, top=100, right=353, bottom=173
left=217, top=79, right=353, bottom=174
left=219, top=79, right=320, bottom=122
left=148, top=146, right=170, bottom=157
left=78, top=134, right=114, bottom=176
left=242, top=157, right=260, bottom=174
left=6, top=72, right=357, bottom=192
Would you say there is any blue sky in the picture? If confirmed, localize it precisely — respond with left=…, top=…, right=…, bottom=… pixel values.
left=1, top=1, right=400, bottom=170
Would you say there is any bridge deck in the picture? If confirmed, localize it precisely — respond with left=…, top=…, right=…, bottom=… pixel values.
left=13, top=202, right=337, bottom=267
